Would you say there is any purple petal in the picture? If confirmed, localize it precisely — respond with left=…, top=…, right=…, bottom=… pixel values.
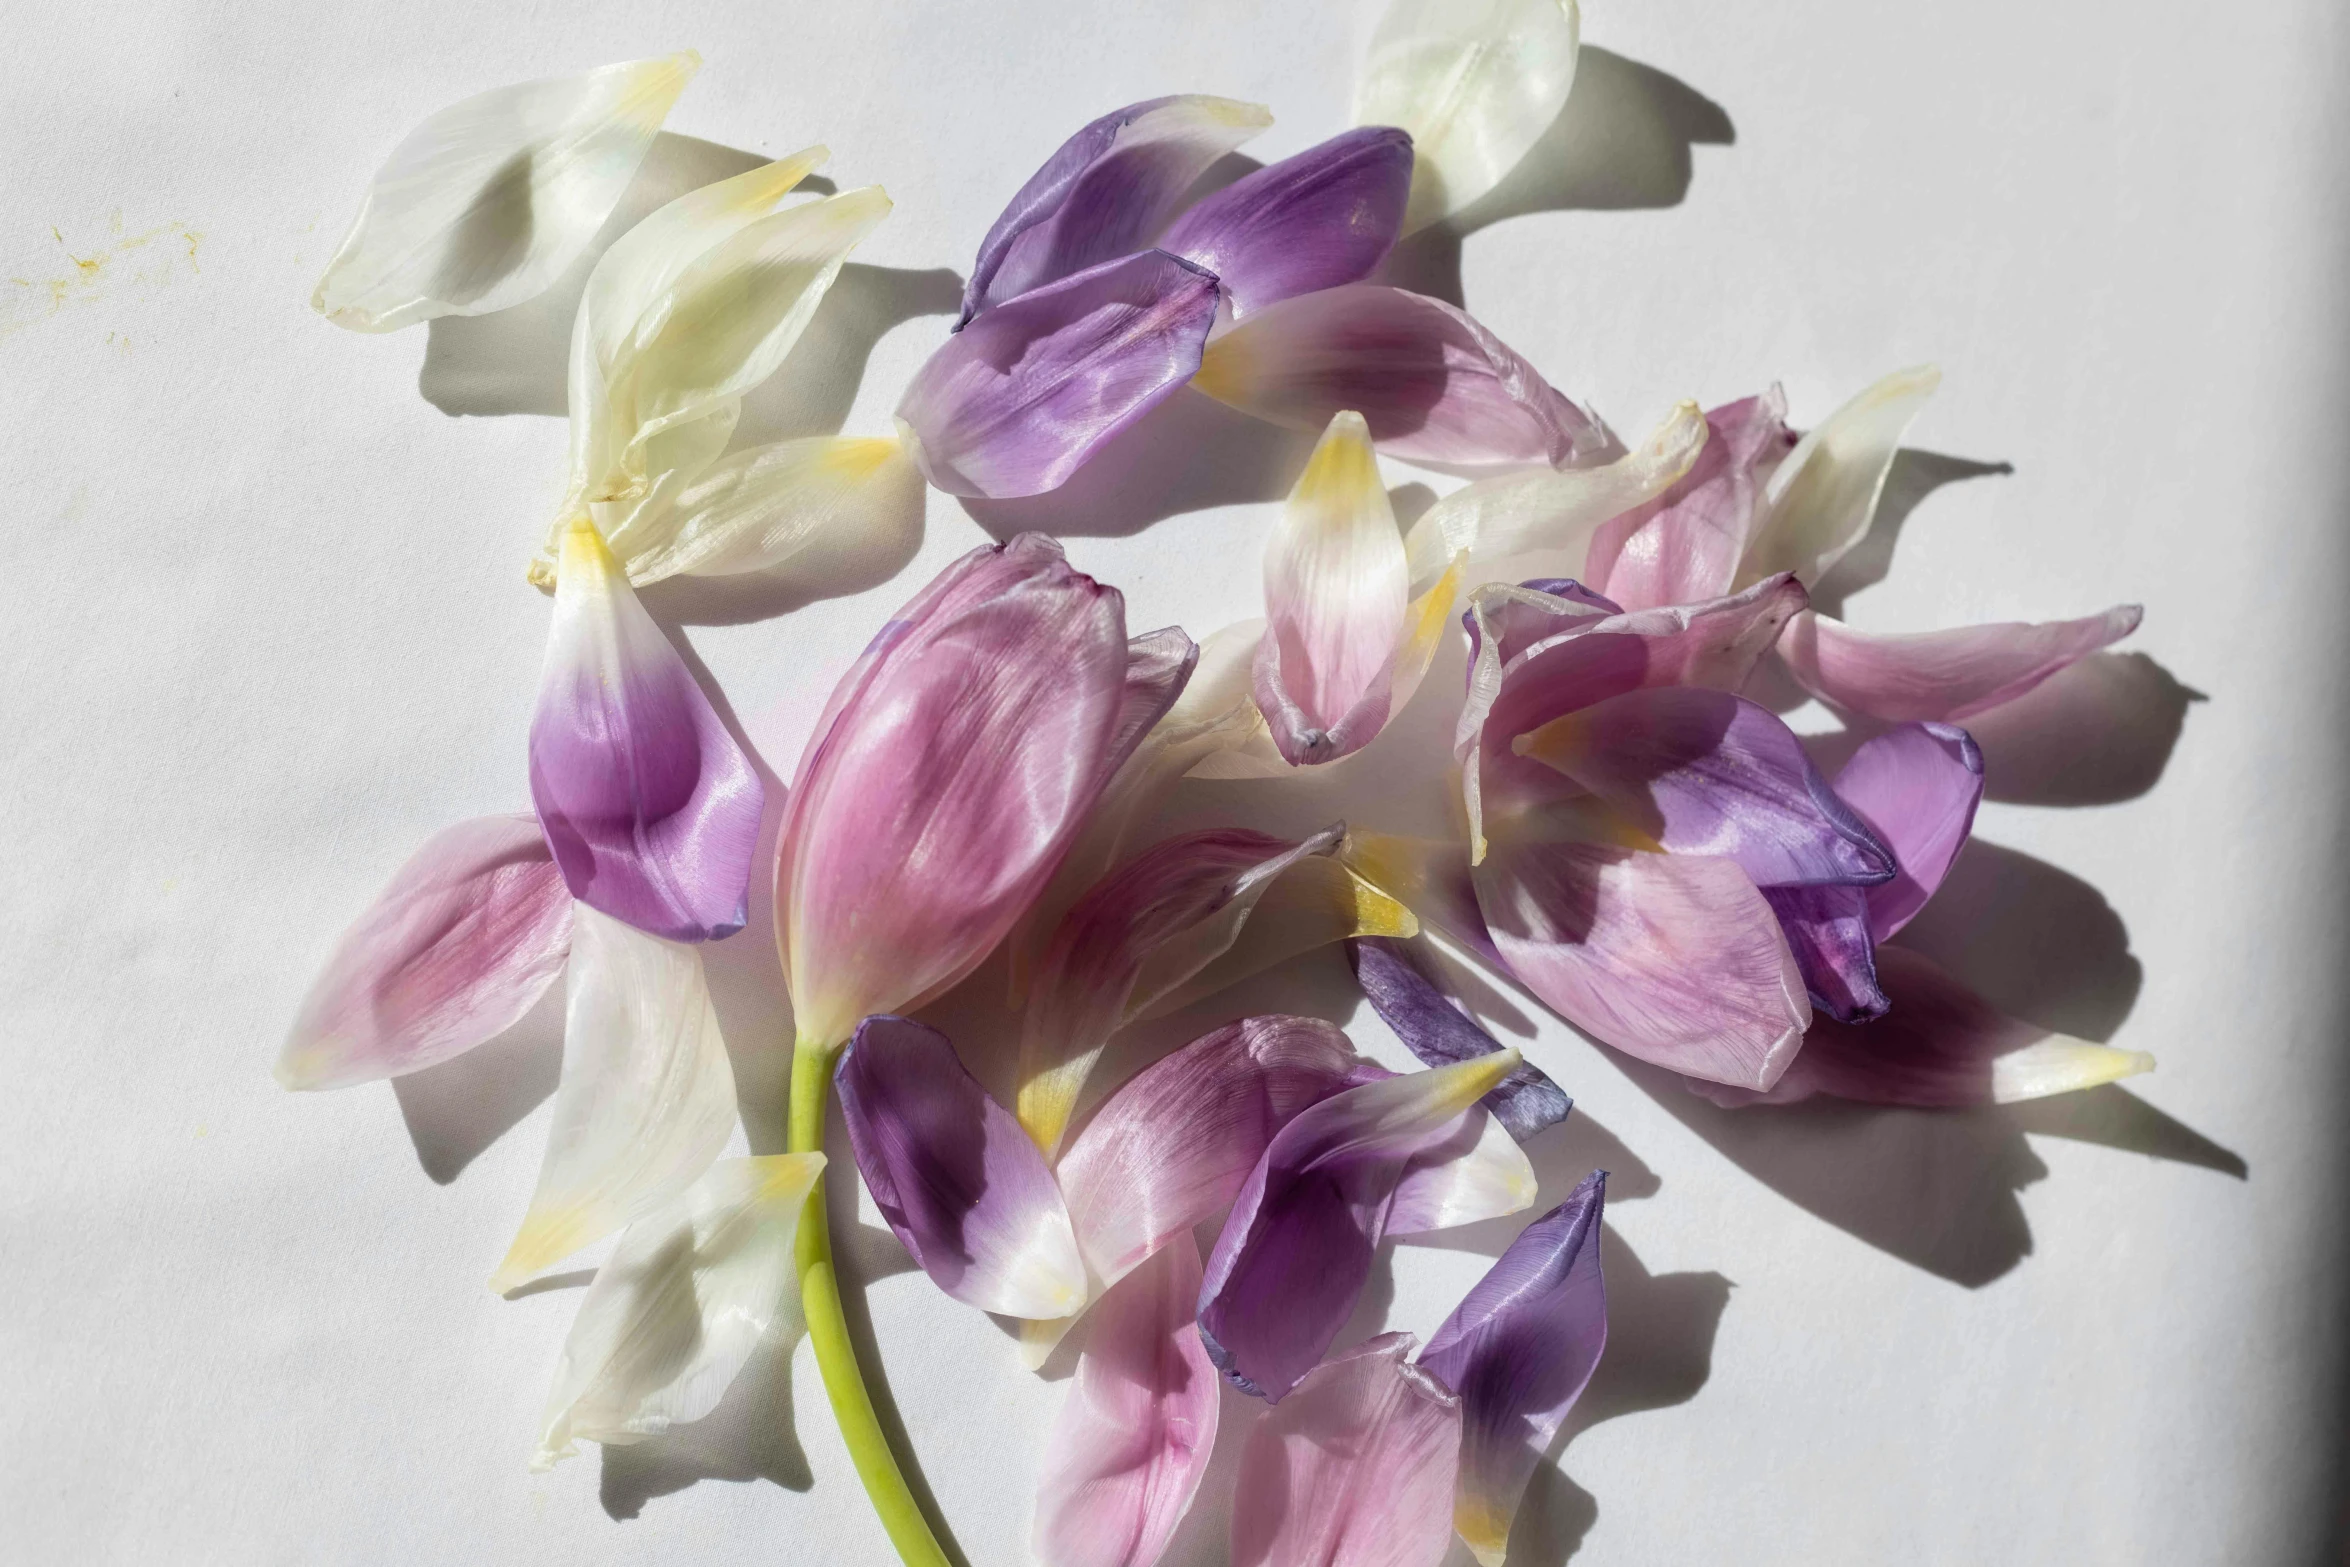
left=529, top=521, right=764, bottom=943
left=1417, top=1173, right=1608, bottom=1567
left=1760, top=883, right=1888, bottom=1024
left=1777, top=604, right=2144, bottom=722
left=902, top=250, right=1222, bottom=498
left=962, top=95, right=1270, bottom=323
left=1159, top=127, right=1413, bottom=319
left=1698, top=945, right=2154, bottom=1108
left=835, top=1014, right=1086, bottom=1318
left=777, top=534, right=1132, bottom=1049
left=1192, top=284, right=1611, bottom=471
left=1833, top=722, right=1986, bottom=939
left=277, top=816, right=572, bottom=1090
left=1227, top=1333, right=1462, bottom=1567
left=1105, top=627, right=1200, bottom=778
left=1197, top=1050, right=1523, bottom=1401
left=1034, top=1237, right=1220, bottom=1567
left=1513, top=686, right=1895, bottom=889
left=1346, top=936, right=1571, bottom=1142
left=1585, top=389, right=1798, bottom=611
left=1473, top=839, right=1810, bottom=1090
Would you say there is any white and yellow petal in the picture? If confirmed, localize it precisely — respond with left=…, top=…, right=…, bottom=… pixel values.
left=1739, top=365, right=1940, bottom=587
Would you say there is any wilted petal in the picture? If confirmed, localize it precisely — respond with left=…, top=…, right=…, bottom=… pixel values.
left=963, top=96, right=1271, bottom=323
left=533, top=1153, right=824, bottom=1469
left=1778, top=604, right=2145, bottom=723
left=1513, top=686, right=1894, bottom=889
left=1404, top=400, right=1707, bottom=593
left=277, top=816, right=571, bottom=1091
left=1160, top=128, right=1413, bottom=318
left=1340, top=833, right=1500, bottom=968
left=1473, top=838, right=1809, bottom=1090
left=1034, top=1237, right=1220, bottom=1567
left=1759, top=883, right=1886, bottom=1024
left=313, top=53, right=697, bottom=331
left=1193, top=284, right=1610, bottom=472
left=1127, top=853, right=1418, bottom=1021
left=778, top=534, right=1131, bottom=1048
left=1228, top=1333, right=1462, bottom=1567
left=1019, top=827, right=1348, bottom=1154
left=1383, top=1104, right=1538, bottom=1235
left=1197, top=1049, right=1523, bottom=1401
left=1255, top=412, right=1411, bottom=764
left=1739, top=365, right=1940, bottom=586
left=836, top=1015, right=1086, bottom=1319
left=1833, top=722, right=1985, bottom=938
left=529, top=519, right=764, bottom=943
left=1346, top=936, right=1570, bottom=1141
left=1354, top=0, right=1582, bottom=231
left=1585, top=389, right=1796, bottom=610
left=1417, top=1172, right=1607, bottom=1566
left=491, top=904, right=738, bottom=1293
left=615, top=430, right=924, bottom=583
left=902, top=250, right=1222, bottom=499
left=1700, top=946, right=2154, bottom=1108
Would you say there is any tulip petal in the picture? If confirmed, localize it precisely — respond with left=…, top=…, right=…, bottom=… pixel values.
left=778, top=534, right=1131, bottom=1048
left=1473, top=839, right=1809, bottom=1089
left=1417, top=1172, right=1607, bottom=1567
left=901, top=250, right=1223, bottom=499
left=1759, top=883, right=1887, bottom=1024
left=1584, top=389, right=1797, bottom=610
left=1739, top=365, right=1940, bottom=587
left=277, top=816, right=572, bottom=1091
left=1034, top=1237, right=1220, bottom=1567
left=313, top=53, right=697, bottom=331
left=1383, top=1104, right=1538, bottom=1236
left=529, top=519, right=765, bottom=943
left=1778, top=604, right=2146, bottom=723
left=1832, top=722, right=1985, bottom=939
left=1513, top=686, right=1894, bottom=889
left=1255, top=412, right=1412, bottom=765
left=836, top=1015, right=1087, bottom=1319
left=532, top=1153, right=824, bottom=1470
left=1228, top=1333, right=1463, bottom=1567
left=1699, top=946, right=2154, bottom=1108
left=963, top=95, right=1272, bottom=323
left=492, top=904, right=739, bottom=1292
left=1346, top=936, right=1570, bottom=1141
left=1340, top=833, right=1501, bottom=968
left=1354, top=0, right=1583, bottom=232
left=1403, top=400, right=1708, bottom=593
left=1019, top=827, right=1349, bottom=1154
left=1193, top=284, right=1610, bottom=471
left=613, top=431, right=925, bottom=584
left=1127, top=854, right=1419, bottom=1022
left=1160, top=127, right=1414, bottom=318
left=1197, top=1048, right=1523, bottom=1401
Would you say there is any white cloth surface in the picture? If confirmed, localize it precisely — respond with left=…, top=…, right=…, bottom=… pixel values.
left=2, top=1, right=2344, bottom=1563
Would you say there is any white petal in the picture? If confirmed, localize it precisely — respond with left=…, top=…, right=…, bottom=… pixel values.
left=313, top=53, right=699, bottom=332
left=618, top=431, right=925, bottom=583
left=1354, top=0, right=1581, bottom=231
left=1384, top=1105, right=1537, bottom=1234
left=1740, top=365, right=1940, bottom=587
left=491, top=903, right=738, bottom=1292
left=1130, top=855, right=1418, bottom=1022
left=533, top=1153, right=823, bottom=1470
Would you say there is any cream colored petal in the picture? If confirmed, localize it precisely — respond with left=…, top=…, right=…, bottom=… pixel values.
left=1385, top=553, right=1468, bottom=727
left=1131, top=856, right=1418, bottom=1022
left=313, top=53, right=699, bottom=332
left=1739, top=365, right=1941, bottom=587
left=1402, top=400, right=1707, bottom=593
left=1385, top=1105, right=1538, bottom=1235
left=1990, top=1038, right=2156, bottom=1103
left=532, top=1153, right=823, bottom=1470
left=491, top=904, right=738, bottom=1293
left=1354, top=0, right=1580, bottom=231
left=617, top=431, right=924, bottom=583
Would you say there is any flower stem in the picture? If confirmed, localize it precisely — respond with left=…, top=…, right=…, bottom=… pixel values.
left=789, top=1037, right=952, bottom=1567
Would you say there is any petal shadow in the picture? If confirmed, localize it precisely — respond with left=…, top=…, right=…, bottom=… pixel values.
left=390, top=978, right=563, bottom=1183
left=597, top=1331, right=813, bottom=1518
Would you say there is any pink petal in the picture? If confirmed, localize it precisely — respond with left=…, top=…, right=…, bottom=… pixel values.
left=1831, top=722, right=1985, bottom=939
left=1777, top=604, right=2144, bottom=722
left=1227, top=1333, right=1462, bottom=1567
left=1034, top=1237, right=1220, bottom=1567
left=277, top=816, right=572, bottom=1090
left=1584, top=389, right=1797, bottom=611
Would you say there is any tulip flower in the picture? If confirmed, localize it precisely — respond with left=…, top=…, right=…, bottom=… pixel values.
left=772, top=534, right=1188, bottom=1565
left=313, top=53, right=699, bottom=331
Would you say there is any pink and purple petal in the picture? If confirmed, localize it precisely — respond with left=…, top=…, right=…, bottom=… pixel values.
left=1417, top=1172, right=1608, bottom=1567
left=529, top=521, right=764, bottom=943
left=834, top=1014, right=1086, bottom=1319
left=901, top=250, right=1223, bottom=498
left=1346, top=936, right=1571, bottom=1142
left=1585, top=389, right=1797, bottom=611
left=277, top=816, right=573, bottom=1090
left=1105, top=627, right=1201, bottom=778
left=1832, top=721, right=1986, bottom=940
left=1159, top=127, right=1413, bottom=319
left=1760, top=883, right=1887, bottom=1024
left=1777, top=603, right=2144, bottom=722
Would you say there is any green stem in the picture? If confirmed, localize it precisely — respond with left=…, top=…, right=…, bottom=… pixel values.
left=790, top=1037, right=952, bottom=1567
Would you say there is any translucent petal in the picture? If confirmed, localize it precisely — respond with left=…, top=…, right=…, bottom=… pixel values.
left=1831, top=722, right=1985, bottom=939
left=1159, top=127, right=1413, bottom=318
left=1126, top=854, right=1418, bottom=1022
left=615, top=431, right=924, bottom=583
left=1584, top=390, right=1796, bottom=610
left=1739, top=365, right=1939, bottom=586
left=1777, top=604, right=2144, bottom=722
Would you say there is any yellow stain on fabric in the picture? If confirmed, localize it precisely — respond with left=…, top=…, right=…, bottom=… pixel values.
left=2, top=212, right=204, bottom=343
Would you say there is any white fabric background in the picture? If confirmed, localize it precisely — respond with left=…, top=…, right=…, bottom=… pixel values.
left=4, top=1, right=2345, bottom=1562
